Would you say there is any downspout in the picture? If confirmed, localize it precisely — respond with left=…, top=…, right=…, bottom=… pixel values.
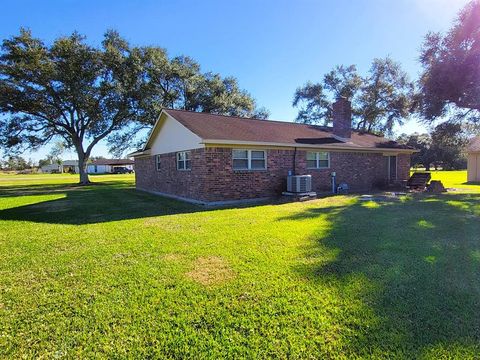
left=293, top=147, right=297, bottom=175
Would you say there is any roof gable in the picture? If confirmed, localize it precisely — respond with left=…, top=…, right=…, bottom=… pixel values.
left=144, top=111, right=203, bottom=154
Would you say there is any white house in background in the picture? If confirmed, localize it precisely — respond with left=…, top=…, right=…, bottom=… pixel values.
left=467, top=137, right=480, bottom=182
left=40, top=160, right=79, bottom=173
left=87, top=159, right=134, bottom=174
left=62, top=160, right=80, bottom=174
left=39, top=163, right=62, bottom=173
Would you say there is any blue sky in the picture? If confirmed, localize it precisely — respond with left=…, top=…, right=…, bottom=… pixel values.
left=0, top=0, right=469, bottom=161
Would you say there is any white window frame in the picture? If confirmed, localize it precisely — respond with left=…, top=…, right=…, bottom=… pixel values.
left=155, top=155, right=161, bottom=171
left=306, top=151, right=330, bottom=169
left=176, top=151, right=191, bottom=171
left=232, top=149, right=267, bottom=170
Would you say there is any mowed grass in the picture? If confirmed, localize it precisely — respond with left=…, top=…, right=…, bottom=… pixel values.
left=409, top=169, right=480, bottom=193
left=430, top=170, right=480, bottom=192
left=0, top=171, right=479, bottom=358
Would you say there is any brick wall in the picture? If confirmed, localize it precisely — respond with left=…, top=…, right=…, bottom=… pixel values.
left=135, top=148, right=207, bottom=200
left=135, top=147, right=411, bottom=203
left=397, top=154, right=411, bottom=182
left=332, top=98, right=352, bottom=139
left=202, top=148, right=294, bottom=202
left=294, top=150, right=390, bottom=192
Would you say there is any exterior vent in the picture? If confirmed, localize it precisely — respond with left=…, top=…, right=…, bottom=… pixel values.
left=287, top=175, right=312, bottom=193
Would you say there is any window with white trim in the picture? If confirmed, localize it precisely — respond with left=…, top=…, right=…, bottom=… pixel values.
left=307, top=151, right=330, bottom=169
left=233, top=149, right=266, bottom=170
left=177, top=151, right=191, bottom=170
left=156, top=155, right=161, bottom=171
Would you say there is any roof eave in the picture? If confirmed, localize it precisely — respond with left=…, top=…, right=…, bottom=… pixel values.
left=201, top=139, right=418, bottom=153
left=128, top=149, right=151, bottom=158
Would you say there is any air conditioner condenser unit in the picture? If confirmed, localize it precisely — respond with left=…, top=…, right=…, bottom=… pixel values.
left=287, top=175, right=312, bottom=193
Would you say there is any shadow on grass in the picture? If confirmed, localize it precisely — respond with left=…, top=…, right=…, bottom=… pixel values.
left=280, top=193, right=480, bottom=356
left=0, top=180, right=202, bottom=224
left=0, top=179, right=278, bottom=225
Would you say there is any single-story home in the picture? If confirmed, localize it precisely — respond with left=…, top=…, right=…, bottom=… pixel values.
left=87, top=159, right=134, bottom=174
left=130, top=98, right=416, bottom=205
left=467, top=136, right=480, bottom=182
left=40, top=160, right=79, bottom=174
left=61, top=160, right=80, bottom=174
left=39, top=163, right=62, bottom=173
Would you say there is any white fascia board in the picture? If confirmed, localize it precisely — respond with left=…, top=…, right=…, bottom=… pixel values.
left=201, top=139, right=418, bottom=154
left=142, top=111, right=165, bottom=151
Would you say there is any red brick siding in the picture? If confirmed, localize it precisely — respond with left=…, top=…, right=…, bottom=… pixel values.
left=135, top=147, right=411, bottom=203
left=294, top=151, right=390, bottom=192
left=135, top=148, right=207, bottom=200
left=397, top=154, right=411, bottom=181
left=202, top=148, right=294, bottom=201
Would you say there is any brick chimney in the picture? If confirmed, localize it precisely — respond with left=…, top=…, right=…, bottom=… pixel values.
left=332, top=97, right=352, bottom=139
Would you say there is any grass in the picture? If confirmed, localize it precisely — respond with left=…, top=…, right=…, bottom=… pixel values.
left=0, top=171, right=479, bottom=358
left=409, top=169, right=480, bottom=192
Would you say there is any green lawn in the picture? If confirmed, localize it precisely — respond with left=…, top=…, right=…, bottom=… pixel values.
left=0, top=171, right=479, bottom=358
left=416, top=169, right=480, bottom=192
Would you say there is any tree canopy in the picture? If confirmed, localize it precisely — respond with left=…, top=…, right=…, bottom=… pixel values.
left=0, top=155, right=31, bottom=171
left=38, top=141, right=65, bottom=167
left=0, top=29, right=267, bottom=183
left=418, top=0, right=480, bottom=123
left=293, top=58, right=414, bottom=135
left=396, top=132, right=435, bottom=170
left=397, top=123, right=469, bottom=170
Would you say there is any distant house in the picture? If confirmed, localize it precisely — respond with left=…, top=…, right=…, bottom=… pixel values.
left=130, top=98, right=416, bottom=205
left=39, top=163, right=62, bottom=173
left=62, top=160, right=80, bottom=174
left=467, top=137, right=480, bottom=182
left=87, top=159, right=134, bottom=174
left=40, top=160, right=78, bottom=174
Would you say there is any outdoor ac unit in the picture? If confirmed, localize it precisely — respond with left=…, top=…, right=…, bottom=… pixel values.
left=287, top=175, right=312, bottom=193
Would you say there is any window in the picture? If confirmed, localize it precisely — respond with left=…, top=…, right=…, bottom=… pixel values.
left=233, top=149, right=266, bottom=170
left=177, top=151, right=191, bottom=170
left=306, top=152, right=317, bottom=169
left=306, top=151, right=330, bottom=169
left=156, top=155, right=161, bottom=171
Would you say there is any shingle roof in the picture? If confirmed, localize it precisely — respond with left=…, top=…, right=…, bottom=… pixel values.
left=468, top=137, right=480, bottom=153
left=162, top=109, right=414, bottom=150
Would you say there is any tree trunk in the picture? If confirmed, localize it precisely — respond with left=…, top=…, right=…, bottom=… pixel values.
left=76, top=151, right=90, bottom=185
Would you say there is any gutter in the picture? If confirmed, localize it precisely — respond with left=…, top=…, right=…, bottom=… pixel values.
left=128, top=149, right=151, bottom=158
left=201, top=139, right=418, bottom=154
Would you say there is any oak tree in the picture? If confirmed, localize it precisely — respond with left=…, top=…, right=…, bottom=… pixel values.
left=0, top=30, right=268, bottom=183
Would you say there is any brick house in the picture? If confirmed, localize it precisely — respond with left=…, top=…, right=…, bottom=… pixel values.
left=130, top=98, right=415, bottom=205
